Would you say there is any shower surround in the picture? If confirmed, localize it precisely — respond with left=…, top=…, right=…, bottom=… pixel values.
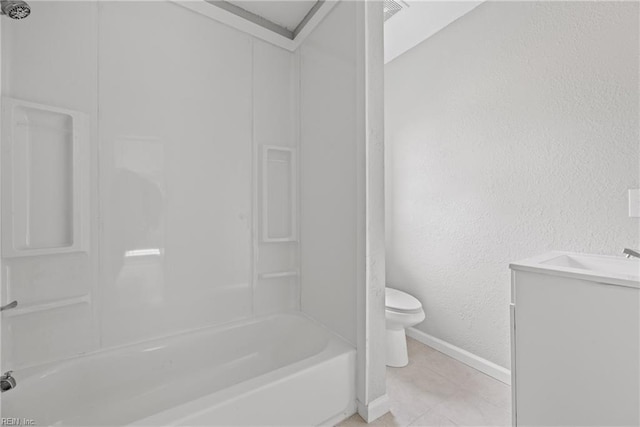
left=0, top=0, right=387, bottom=424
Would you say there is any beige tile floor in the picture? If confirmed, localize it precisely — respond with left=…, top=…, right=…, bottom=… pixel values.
left=337, top=338, right=511, bottom=427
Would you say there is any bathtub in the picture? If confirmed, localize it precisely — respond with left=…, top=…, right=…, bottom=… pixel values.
left=0, top=312, right=356, bottom=426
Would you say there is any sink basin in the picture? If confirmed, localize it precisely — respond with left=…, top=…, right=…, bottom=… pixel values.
left=510, top=251, right=640, bottom=288
left=541, top=254, right=640, bottom=277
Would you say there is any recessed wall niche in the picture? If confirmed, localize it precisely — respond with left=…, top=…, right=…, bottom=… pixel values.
left=1, top=98, right=89, bottom=257
left=262, top=145, right=297, bottom=242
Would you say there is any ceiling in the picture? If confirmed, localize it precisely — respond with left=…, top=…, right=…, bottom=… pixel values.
left=181, top=0, right=336, bottom=51
left=189, top=0, right=482, bottom=57
left=225, top=1, right=319, bottom=32
left=384, top=1, right=484, bottom=64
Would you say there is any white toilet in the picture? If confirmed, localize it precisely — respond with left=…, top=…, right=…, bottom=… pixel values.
left=385, top=287, right=425, bottom=367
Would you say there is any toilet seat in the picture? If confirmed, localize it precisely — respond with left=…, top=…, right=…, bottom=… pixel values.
left=385, top=287, right=422, bottom=313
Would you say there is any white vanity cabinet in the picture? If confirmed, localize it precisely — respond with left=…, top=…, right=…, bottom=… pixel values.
left=509, top=252, right=640, bottom=427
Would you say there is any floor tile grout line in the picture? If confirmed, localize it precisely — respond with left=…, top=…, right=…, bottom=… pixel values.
left=405, top=402, right=460, bottom=427
left=425, top=388, right=511, bottom=427
left=404, top=340, right=512, bottom=422
left=387, top=369, right=465, bottom=426
left=408, top=341, right=508, bottom=389
left=337, top=339, right=511, bottom=427
left=405, top=405, right=441, bottom=427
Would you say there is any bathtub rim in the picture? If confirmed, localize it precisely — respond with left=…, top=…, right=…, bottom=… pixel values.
left=132, top=327, right=356, bottom=426
left=4, top=310, right=352, bottom=381
left=3, top=310, right=357, bottom=427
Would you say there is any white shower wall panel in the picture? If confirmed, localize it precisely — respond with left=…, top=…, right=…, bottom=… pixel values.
left=98, top=1, right=254, bottom=347
left=300, top=1, right=359, bottom=345
left=1, top=1, right=99, bottom=369
left=1, top=0, right=299, bottom=367
left=252, top=39, right=300, bottom=315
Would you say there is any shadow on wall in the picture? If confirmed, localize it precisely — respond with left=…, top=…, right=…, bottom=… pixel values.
left=110, top=167, right=165, bottom=307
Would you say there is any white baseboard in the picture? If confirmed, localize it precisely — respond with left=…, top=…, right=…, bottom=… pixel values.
left=357, top=394, right=390, bottom=423
left=406, top=327, right=511, bottom=385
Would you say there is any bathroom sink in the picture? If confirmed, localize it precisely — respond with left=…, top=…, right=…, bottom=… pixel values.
left=541, top=254, right=640, bottom=277
left=510, top=251, right=640, bottom=288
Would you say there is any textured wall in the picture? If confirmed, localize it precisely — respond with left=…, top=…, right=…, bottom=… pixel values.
left=385, top=1, right=639, bottom=368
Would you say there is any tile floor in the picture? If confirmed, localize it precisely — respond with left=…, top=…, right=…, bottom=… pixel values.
left=337, top=338, right=511, bottom=427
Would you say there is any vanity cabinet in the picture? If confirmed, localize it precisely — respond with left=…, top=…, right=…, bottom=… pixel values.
left=510, top=252, right=639, bottom=426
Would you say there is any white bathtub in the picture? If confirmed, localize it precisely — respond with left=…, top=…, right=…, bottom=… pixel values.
left=1, top=312, right=356, bottom=426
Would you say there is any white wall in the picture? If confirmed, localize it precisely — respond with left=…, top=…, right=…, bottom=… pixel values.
left=300, top=0, right=359, bottom=345
left=385, top=1, right=639, bottom=368
left=1, top=1, right=298, bottom=368
left=100, top=1, right=259, bottom=346
left=1, top=1, right=99, bottom=368
left=299, top=2, right=388, bottom=418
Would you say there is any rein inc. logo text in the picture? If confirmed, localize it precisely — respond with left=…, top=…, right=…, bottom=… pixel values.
left=1, top=419, right=35, bottom=426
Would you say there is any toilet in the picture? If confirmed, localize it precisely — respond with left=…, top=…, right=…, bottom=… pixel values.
left=385, top=287, right=425, bottom=367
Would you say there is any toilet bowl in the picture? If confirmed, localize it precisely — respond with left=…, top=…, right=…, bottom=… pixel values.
left=385, top=287, right=425, bottom=367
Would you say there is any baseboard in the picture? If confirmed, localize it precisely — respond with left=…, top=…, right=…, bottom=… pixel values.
left=357, top=394, right=390, bottom=423
left=406, top=327, right=511, bottom=385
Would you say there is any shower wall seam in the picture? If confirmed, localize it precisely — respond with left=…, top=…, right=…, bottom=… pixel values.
left=250, top=37, right=256, bottom=317
left=294, top=47, right=302, bottom=311
left=95, top=0, right=103, bottom=353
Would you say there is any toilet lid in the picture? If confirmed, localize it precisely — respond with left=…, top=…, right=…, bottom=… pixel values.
left=385, top=287, right=422, bottom=312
